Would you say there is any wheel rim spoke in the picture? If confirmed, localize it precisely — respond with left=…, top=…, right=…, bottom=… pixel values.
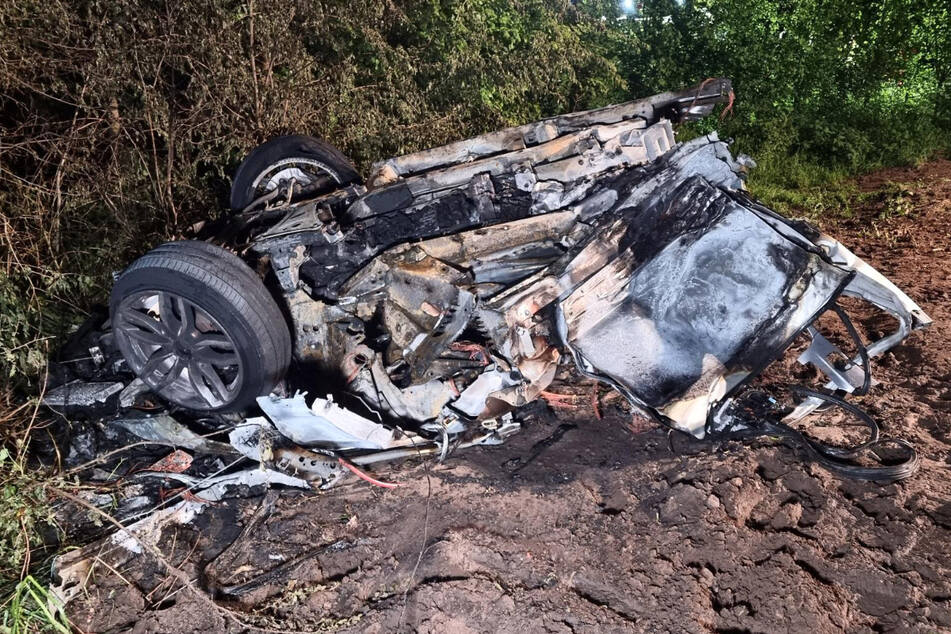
left=124, top=328, right=169, bottom=347
left=152, top=356, right=187, bottom=391
left=187, top=360, right=219, bottom=406
left=194, top=347, right=239, bottom=367
left=117, top=290, right=243, bottom=410
left=159, top=292, right=182, bottom=335
left=140, top=347, right=175, bottom=379
left=122, top=309, right=168, bottom=337
left=192, top=333, right=233, bottom=350
left=196, top=361, right=230, bottom=403
left=175, top=296, right=196, bottom=336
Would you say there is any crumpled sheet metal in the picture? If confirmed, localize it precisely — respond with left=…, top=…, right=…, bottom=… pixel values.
left=549, top=135, right=930, bottom=437
left=111, top=413, right=238, bottom=455
left=99, top=413, right=313, bottom=497
left=346, top=349, right=457, bottom=422
left=558, top=176, right=850, bottom=436
left=367, top=78, right=729, bottom=182
left=229, top=417, right=348, bottom=484
left=451, top=368, right=523, bottom=418
left=256, top=392, right=397, bottom=450
left=143, top=468, right=311, bottom=502
left=43, top=380, right=124, bottom=408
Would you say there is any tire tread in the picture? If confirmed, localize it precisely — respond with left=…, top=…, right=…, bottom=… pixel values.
left=110, top=241, right=292, bottom=412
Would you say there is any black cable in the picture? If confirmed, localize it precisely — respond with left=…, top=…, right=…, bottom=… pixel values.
left=697, top=302, right=909, bottom=481
left=759, top=387, right=919, bottom=482
left=831, top=304, right=871, bottom=396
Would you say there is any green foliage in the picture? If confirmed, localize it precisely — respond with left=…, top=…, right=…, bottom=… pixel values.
left=601, top=0, right=950, bottom=206
left=0, top=448, right=58, bottom=584
left=0, top=446, right=64, bottom=634
left=0, top=575, right=70, bottom=634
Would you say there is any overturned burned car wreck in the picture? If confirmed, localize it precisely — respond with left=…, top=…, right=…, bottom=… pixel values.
left=47, top=79, right=930, bottom=492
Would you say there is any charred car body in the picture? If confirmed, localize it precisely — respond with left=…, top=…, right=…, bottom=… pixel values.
left=49, top=79, right=929, bottom=486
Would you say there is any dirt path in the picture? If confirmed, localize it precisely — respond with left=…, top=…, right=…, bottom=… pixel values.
left=64, top=161, right=951, bottom=633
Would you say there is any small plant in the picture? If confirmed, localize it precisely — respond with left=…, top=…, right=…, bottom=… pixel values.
left=0, top=443, right=66, bottom=634
left=0, top=448, right=59, bottom=581
left=876, top=182, right=917, bottom=219
left=0, top=575, right=71, bottom=634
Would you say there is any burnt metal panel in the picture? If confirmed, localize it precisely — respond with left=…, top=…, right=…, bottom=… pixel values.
left=559, top=177, right=851, bottom=435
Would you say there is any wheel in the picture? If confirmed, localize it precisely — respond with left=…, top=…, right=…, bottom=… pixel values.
left=110, top=241, right=292, bottom=413
left=230, top=135, right=361, bottom=211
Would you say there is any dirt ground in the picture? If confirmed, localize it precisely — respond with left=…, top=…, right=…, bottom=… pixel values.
left=60, top=160, right=951, bottom=633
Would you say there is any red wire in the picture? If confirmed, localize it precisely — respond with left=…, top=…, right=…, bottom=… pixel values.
left=719, top=90, right=735, bottom=121
left=338, top=457, right=401, bottom=488
left=591, top=386, right=602, bottom=420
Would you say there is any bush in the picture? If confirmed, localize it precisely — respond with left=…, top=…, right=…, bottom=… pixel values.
left=0, top=0, right=629, bottom=390
left=599, top=0, right=950, bottom=195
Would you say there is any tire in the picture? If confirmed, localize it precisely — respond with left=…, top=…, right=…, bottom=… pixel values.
left=110, top=241, right=292, bottom=413
left=230, top=135, right=361, bottom=211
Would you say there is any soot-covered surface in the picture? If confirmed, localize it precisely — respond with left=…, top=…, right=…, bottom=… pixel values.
left=62, top=160, right=951, bottom=633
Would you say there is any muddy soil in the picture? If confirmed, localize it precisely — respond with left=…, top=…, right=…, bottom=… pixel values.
left=63, top=160, right=951, bottom=633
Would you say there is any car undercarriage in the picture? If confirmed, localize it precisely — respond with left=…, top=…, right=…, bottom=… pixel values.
left=45, top=79, right=930, bottom=491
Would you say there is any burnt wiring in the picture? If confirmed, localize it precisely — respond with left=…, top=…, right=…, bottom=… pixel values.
left=763, top=302, right=913, bottom=480
left=706, top=384, right=918, bottom=482
left=687, top=300, right=916, bottom=482
left=336, top=457, right=400, bottom=488
left=831, top=303, right=872, bottom=396
left=761, top=387, right=919, bottom=482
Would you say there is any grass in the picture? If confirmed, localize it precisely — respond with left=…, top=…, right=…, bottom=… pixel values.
left=746, top=147, right=937, bottom=226
left=0, top=399, right=68, bottom=633
left=0, top=575, right=70, bottom=634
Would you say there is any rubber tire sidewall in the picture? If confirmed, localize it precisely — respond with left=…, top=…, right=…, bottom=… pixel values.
left=110, top=252, right=290, bottom=413
left=230, top=135, right=361, bottom=210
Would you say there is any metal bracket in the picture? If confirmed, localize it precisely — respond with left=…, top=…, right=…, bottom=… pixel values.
left=796, top=326, right=868, bottom=393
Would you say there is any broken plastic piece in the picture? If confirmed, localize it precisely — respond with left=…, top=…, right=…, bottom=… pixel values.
left=43, top=381, right=123, bottom=408
left=257, top=392, right=397, bottom=450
